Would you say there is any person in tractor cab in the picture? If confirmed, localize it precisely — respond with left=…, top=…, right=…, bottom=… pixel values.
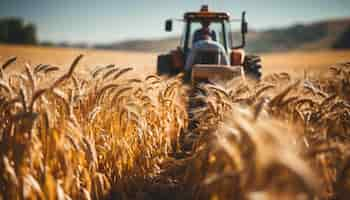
left=192, top=20, right=217, bottom=45
left=185, top=34, right=229, bottom=73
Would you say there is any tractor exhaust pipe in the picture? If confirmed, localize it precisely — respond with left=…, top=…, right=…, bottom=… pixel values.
left=241, top=11, right=247, bottom=48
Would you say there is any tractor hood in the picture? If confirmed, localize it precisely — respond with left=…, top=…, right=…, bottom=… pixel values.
left=191, top=64, right=244, bottom=84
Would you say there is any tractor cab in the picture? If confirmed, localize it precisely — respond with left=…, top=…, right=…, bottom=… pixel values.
left=165, top=5, right=247, bottom=56
left=157, top=5, right=261, bottom=82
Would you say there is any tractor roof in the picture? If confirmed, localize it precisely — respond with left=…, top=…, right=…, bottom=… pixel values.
left=184, top=5, right=230, bottom=21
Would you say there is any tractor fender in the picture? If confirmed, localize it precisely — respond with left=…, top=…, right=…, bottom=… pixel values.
left=170, top=48, right=184, bottom=69
left=230, top=49, right=245, bottom=65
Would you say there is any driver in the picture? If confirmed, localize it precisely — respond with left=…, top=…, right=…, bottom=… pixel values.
left=192, top=20, right=217, bottom=45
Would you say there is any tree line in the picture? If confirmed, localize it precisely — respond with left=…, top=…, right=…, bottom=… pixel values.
left=0, top=18, right=37, bottom=45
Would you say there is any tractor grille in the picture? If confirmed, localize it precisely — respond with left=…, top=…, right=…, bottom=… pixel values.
left=193, top=49, right=227, bottom=65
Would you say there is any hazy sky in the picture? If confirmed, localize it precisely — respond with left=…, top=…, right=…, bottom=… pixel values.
left=1, top=0, right=350, bottom=43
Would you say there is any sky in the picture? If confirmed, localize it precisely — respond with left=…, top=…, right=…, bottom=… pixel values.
left=1, top=0, right=350, bottom=44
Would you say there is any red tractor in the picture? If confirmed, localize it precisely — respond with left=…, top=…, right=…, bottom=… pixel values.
left=157, top=5, right=262, bottom=83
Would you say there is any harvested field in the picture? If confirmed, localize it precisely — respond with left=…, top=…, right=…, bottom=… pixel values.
left=0, top=45, right=156, bottom=77
left=0, top=44, right=350, bottom=200
left=262, top=50, right=350, bottom=75
left=2, top=44, right=350, bottom=75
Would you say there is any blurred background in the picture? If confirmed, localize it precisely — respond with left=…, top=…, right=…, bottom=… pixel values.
left=0, top=0, right=350, bottom=53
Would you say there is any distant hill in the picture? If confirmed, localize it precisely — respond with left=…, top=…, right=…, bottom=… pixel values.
left=332, top=26, right=350, bottom=49
left=95, top=37, right=179, bottom=53
left=245, top=18, right=350, bottom=53
left=95, top=18, right=350, bottom=53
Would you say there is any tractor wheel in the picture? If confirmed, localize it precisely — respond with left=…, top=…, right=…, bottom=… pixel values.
left=243, top=55, right=262, bottom=80
left=157, top=54, right=172, bottom=76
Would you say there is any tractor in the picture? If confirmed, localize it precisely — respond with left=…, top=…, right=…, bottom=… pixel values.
left=157, top=5, right=262, bottom=83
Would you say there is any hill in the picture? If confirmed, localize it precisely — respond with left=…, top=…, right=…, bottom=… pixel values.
left=95, top=18, right=350, bottom=53
left=332, top=26, right=350, bottom=49
left=246, top=18, right=350, bottom=52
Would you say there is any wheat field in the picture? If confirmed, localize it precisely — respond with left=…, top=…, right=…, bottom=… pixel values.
left=0, top=44, right=350, bottom=200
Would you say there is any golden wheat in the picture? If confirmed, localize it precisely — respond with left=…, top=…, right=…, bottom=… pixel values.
left=0, top=54, right=349, bottom=200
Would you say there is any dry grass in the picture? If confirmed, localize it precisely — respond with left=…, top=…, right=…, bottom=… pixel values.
left=0, top=44, right=156, bottom=77
left=262, top=50, right=350, bottom=76
left=0, top=45, right=350, bottom=199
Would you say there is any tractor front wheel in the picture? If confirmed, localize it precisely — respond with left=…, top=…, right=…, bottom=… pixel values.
left=243, top=55, right=262, bottom=80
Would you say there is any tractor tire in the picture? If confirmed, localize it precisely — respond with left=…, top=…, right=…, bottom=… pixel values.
left=157, top=54, right=172, bottom=76
left=243, top=55, right=262, bottom=80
